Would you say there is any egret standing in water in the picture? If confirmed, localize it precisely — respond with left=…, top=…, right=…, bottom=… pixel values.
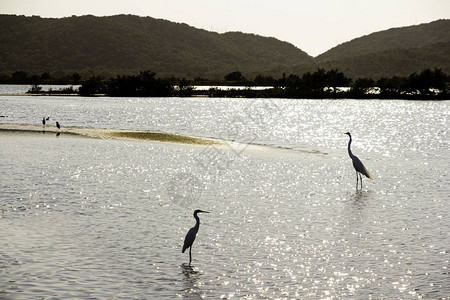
left=344, top=132, right=375, bottom=190
left=182, top=209, right=209, bottom=266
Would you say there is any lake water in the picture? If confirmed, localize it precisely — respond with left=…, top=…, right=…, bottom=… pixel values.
left=0, top=91, right=449, bottom=299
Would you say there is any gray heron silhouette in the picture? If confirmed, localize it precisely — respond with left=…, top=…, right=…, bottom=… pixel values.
left=56, top=121, right=60, bottom=130
left=182, top=209, right=209, bottom=266
left=345, top=132, right=375, bottom=189
left=42, top=117, right=46, bottom=126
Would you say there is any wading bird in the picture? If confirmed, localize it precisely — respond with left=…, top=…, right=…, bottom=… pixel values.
left=42, top=117, right=46, bottom=126
left=182, top=209, right=209, bottom=266
left=344, top=132, right=375, bottom=190
left=56, top=121, right=60, bottom=130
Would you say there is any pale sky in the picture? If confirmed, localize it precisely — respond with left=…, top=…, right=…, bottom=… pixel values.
left=1, top=0, right=449, bottom=56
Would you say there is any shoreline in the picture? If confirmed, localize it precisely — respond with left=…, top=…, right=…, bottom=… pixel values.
left=1, top=91, right=448, bottom=100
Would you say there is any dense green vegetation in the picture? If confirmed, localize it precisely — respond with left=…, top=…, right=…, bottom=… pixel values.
left=0, top=14, right=312, bottom=80
left=305, top=20, right=450, bottom=79
left=1, top=15, right=449, bottom=81
left=78, top=71, right=174, bottom=96
left=315, top=20, right=450, bottom=62
left=281, top=41, right=450, bottom=80
left=318, top=41, right=450, bottom=79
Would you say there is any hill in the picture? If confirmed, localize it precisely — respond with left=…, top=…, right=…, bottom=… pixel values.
left=283, top=40, right=450, bottom=79
left=1, top=15, right=448, bottom=81
left=0, top=14, right=313, bottom=79
left=308, top=20, right=450, bottom=79
left=315, top=20, right=450, bottom=62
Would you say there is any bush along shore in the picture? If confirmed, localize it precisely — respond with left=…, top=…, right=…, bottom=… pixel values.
left=22, top=68, right=450, bottom=99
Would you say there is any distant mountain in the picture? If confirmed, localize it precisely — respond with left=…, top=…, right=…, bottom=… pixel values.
left=0, top=14, right=313, bottom=79
left=308, top=20, right=450, bottom=78
left=283, top=40, right=450, bottom=79
left=315, top=41, right=450, bottom=79
left=0, top=15, right=448, bottom=81
left=315, top=20, right=450, bottom=62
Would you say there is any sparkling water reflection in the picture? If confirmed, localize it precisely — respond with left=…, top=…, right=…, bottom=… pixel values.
left=0, top=95, right=449, bottom=298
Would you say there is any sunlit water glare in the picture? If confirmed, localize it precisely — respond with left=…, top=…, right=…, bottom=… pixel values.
left=0, top=93, right=449, bottom=299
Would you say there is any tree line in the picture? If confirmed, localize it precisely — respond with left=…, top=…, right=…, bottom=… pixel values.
left=20, top=68, right=450, bottom=99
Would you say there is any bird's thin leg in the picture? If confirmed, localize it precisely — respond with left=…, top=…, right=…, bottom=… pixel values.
left=355, top=172, right=359, bottom=190
left=359, top=173, right=363, bottom=189
left=189, top=247, right=192, bottom=266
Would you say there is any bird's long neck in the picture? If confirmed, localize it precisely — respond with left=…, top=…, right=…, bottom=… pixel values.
left=347, top=135, right=354, bottom=158
left=193, top=213, right=200, bottom=231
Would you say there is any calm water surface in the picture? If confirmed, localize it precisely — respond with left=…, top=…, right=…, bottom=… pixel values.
left=0, top=93, right=449, bottom=299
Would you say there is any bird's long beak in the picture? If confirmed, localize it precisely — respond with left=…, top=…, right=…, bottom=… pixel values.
left=200, top=210, right=210, bottom=213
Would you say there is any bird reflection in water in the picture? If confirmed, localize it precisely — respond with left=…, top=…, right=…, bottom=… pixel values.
left=181, top=263, right=198, bottom=274
left=352, top=190, right=370, bottom=207
left=341, top=190, right=374, bottom=230
left=180, top=263, right=202, bottom=298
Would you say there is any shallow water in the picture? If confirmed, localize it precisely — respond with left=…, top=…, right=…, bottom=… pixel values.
left=0, top=95, right=449, bottom=299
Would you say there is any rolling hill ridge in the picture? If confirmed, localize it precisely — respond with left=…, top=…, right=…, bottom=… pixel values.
left=308, top=19, right=450, bottom=78
left=0, top=14, right=312, bottom=79
left=0, top=14, right=449, bottom=80
left=316, top=20, right=450, bottom=62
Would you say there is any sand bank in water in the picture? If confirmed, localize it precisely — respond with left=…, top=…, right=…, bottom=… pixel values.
left=0, top=124, right=220, bottom=145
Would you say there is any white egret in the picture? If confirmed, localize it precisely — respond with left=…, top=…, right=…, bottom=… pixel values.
left=344, top=132, right=375, bottom=189
left=182, top=209, right=209, bottom=266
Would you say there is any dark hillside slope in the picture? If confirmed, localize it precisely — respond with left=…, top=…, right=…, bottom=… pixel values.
left=287, top=41, right=450, bottom=79
left=324, top=41, right=450, bottom=79
left=0, top=14, right=313, bottom=79
left=315, top=19, right=450, bottom=62
left=278, top=20, right=450, bottom=79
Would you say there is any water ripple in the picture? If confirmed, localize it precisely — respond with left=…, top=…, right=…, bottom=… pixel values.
left=0, top=96, right=449, bottom=298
